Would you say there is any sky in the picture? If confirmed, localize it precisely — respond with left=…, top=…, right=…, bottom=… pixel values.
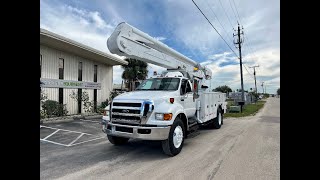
left=40, top=0, right=280, bottom=94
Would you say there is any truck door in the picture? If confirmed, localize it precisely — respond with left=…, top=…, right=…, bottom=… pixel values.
left=180, top=79, right=196, bottom=118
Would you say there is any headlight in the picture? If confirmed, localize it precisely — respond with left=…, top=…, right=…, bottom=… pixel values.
left=155, top=113, right=172, bottom=120
left=155, top=113, right=164, bottom=120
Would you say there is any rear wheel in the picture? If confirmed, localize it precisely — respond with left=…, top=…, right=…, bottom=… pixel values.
left=162, top=117, right=185, bottom=156
left=107, top=135, right=129, bottom=145
left=211, top=108, right=222, bottom=129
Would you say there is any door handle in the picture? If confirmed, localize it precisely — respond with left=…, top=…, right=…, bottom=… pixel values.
left=181, top=99, right=184, bottom=101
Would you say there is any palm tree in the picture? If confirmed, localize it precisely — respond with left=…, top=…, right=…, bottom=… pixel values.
left=121, top=58, right=148, bottom=91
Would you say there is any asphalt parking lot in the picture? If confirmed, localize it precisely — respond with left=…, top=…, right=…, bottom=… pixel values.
left=40, top=119, right=168, bottom=180
left=40, top=120, right=104, bottom=147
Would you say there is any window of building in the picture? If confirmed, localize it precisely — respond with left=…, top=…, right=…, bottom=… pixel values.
left=78, top=62, right=82, bottom=81
left=59, top=58, right=64, bottom=104
left=94, top=65, right=98, bottom=112
left=94, top=65, right=98, bottom=82
left=59, top=58, right=64, bottom=79
left=78, top=62, right=82, bottom=114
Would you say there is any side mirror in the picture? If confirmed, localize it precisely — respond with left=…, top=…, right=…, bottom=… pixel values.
left=180, top=87, right=186, bottom=95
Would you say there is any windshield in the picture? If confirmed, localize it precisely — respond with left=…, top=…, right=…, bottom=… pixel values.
left=135, top=78, right=180, bottom=91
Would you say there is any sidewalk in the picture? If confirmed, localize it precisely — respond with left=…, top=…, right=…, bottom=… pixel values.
left=40, top=113, right=103, bottom=124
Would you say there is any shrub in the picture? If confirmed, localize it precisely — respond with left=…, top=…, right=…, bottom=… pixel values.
left=97, top=99, right=109, bottom=113
left=42, top=100, right=68, bottom=118
left=69, top=91, right=94, bottom=113
left=40, top=90, right=48, bottom=119
left=109, top=90, right=122, bottom=100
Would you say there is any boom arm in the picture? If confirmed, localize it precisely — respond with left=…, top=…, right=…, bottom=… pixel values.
left=107, top=22, right=212, bottom=79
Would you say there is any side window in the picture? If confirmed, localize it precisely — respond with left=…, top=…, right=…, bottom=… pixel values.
left=186, top=81, right=192, bottom=93
left=180, top=79, right=187, bottom=95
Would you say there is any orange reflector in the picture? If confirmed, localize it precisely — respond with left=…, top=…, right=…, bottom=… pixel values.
left=163, top=113, right=173, bottom=120
left=169, top=98, right=174, bottom=103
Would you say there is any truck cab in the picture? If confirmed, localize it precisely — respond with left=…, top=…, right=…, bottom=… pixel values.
left=102, top=71, right=194, bottom=138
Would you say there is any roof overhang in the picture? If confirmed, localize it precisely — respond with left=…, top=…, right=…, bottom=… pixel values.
left=40, top=28, right=128, bottom=66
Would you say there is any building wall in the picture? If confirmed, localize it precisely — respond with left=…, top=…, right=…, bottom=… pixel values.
left=40, top=44, right=113, bottom=114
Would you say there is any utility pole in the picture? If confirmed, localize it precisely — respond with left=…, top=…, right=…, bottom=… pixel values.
left=234, top=23, right=244, bottom=112
left=249, top=65, right=259, bottom=93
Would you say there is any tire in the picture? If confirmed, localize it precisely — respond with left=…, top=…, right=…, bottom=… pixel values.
left=161, top=117, right=185, bottom=156
left=107, top=135, right=129, bottom=145
left=211, top=108, right=222, bottom=129
left=221, top=109, right=224, bottom=125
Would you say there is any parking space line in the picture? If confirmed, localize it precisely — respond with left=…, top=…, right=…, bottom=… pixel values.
left=40, top=125, right=93, bottom=135
left=40, top=125, right=104, bottom=147
left=40, top=139, right=69, bottom=147
left=68, top=133, right=85, bottom=146
left=43, top=129, right=60, bottom=140
left=79, top=119, right=101, bottom=123
left=69, top=136, right=104, bottom=147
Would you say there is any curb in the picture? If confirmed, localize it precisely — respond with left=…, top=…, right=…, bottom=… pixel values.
left=42, top=118, right=74, bottom=124
left=82, top=115, right=103, bottom=120
left=41, top=114, right=103, bottom=124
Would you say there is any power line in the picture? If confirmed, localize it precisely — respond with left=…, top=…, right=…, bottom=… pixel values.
left=242, top=35, right=259, bottom=63
left=246, top=37, right=260, bottom=60
left=231, top=0, right=242, bottom=24
left=192, top=0, right=239, bottom=58
left=218, top=0, right=234, bottom=29
left=211, top=0, right=236, bottom=43
left=228, top=0, right=238, bottom=23
left=204, top=0, right=236, bottom=50
left=229, top=1, right=260, bottom=65
left=243, top=64, right=255, bottom=79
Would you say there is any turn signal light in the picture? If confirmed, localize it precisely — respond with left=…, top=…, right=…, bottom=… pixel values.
left=163, top=113, right=173, bottom=120
left=169, top=98, right=174, bottom=104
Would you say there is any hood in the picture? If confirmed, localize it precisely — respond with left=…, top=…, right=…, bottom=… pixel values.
left=114, top=91, right=178, bottom=101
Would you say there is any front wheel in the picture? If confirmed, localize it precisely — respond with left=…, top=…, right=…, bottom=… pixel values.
left=107, top=135, right=129, bottom=145
left=162, top=117, right=185, bottom=156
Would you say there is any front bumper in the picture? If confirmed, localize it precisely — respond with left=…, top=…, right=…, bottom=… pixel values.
left=102, top=122, right=170, bottom=140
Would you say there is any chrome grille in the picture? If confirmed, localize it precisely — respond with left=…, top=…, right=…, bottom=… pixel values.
left=113, top=102, right=141, bottom=107
left=112, top=108, right=140, bottom=114
left=111, top=100, right=154, bottom=124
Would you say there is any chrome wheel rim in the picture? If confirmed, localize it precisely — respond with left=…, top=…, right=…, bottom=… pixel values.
left=173, top=125, right=183, bottom=148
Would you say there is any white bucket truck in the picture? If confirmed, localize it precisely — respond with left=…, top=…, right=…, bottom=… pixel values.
left=102, top=22, right=227, bottom=156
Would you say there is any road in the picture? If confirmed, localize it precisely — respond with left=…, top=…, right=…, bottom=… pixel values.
left=40, top=97, right=280, bottom=180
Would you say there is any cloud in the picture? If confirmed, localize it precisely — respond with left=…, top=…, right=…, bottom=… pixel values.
left=40, top=0, right=119, bottom=55
left=40, top=0, right=279, bottom=94
left=113, top=65, right=124, bottom=84
left=153, top=36, right=166, bottom=41
left=200, top=47, right=280, bottom=93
